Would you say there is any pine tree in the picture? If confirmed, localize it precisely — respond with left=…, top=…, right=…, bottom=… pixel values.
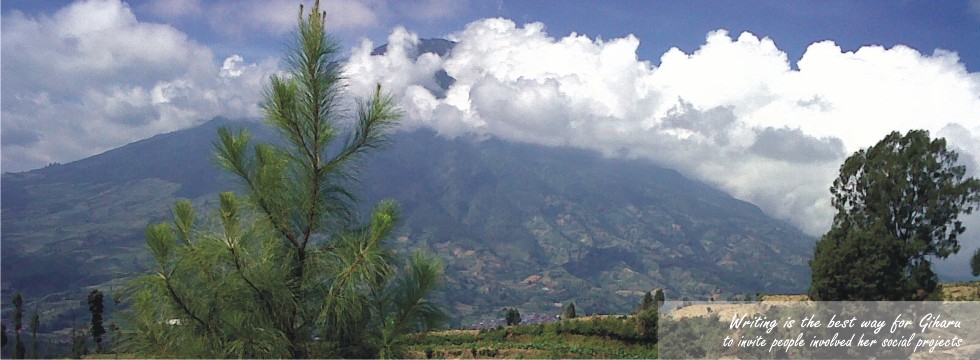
left=88, top=290, right=105, bottom=354
left=563, top=302, right=576, bottom=319
left=122, top=1, right=444, bottom=358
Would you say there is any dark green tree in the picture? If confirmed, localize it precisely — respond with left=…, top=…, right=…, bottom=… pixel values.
left=563, top=302, right=576, bottom=319
left=505, top=308, right=521, bottom=326
left=122, top=1, right=444, bottom=358
left=971, top=248, right=980, bottom=277
left=88, top=289, right=105, bottom=353
left=29, top=312, right=38, bottom=359
left=810, top=130, right=980, bottom=300
left=638, top=292, right=654, bottom=313
left=12, top=293, right=24, bottom=359
left=634, top=307, right=658, bottom=342
left=653, top=288, right=665, bottom=307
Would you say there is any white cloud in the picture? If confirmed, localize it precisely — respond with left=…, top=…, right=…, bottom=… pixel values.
left=344, top=18, right=980, bottom=238
left=5, top=1, right=979, bottom=261
left=1, top=0, right=279, bottom=172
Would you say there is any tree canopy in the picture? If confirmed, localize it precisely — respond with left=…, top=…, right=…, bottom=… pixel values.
left=810, top=129, right=980, bottom=300
left=505, top=308, right=522, bottom=326
left=121, top=1, right=445, bottom=358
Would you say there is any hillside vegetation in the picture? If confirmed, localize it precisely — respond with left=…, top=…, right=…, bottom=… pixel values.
left=403, top=314, right=657, bottom=359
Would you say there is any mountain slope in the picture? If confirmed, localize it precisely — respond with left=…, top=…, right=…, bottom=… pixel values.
left=1, top=117, right=814, bottom=328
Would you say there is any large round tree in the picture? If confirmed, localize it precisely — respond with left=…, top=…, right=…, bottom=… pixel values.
left=810, top=130, right=980, bottom=300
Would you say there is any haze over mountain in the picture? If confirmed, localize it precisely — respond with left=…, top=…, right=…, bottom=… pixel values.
left=2, top=116, right=814, bottom=328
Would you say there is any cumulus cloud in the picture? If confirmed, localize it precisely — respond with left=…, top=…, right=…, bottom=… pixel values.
left=344, top=19, right=980, bottom=238
left=5, top=1, right=980, bottom=270
left=1, top=0, right=279, bottom=172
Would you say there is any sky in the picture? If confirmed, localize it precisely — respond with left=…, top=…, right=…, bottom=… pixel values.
left=3, top=0, right=980, bottom=277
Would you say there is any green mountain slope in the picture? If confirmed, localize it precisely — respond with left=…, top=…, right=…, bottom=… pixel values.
left=1, top=117, right=814, bottom=329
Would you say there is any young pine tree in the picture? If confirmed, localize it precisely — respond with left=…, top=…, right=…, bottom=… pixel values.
left=122, top=1, right=444, bottom=358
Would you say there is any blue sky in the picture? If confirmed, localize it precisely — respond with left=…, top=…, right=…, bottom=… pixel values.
left=3, top=0, right=980, bottom=277
left=7, top=1, right=979, bottom=71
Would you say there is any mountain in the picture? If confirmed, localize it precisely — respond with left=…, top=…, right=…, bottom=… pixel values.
left=1, top=117, right=814, bottom=329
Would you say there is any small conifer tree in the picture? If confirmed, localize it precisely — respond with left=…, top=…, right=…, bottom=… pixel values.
left=563, top=302, right=576, bottom=319
left=971, top=248, right=980, bottom=277
left=639, top=292, right=654, bottom=312
left=88, top=289, right=105, bottom=353
left=122, top=1, right=445, bottom=358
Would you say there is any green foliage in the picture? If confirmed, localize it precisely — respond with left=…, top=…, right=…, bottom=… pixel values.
left=653, top=288, right=664, bottom=307
left=972, top=248, right=980, bottom=277
left=505, top=308, right=521, bottom=326
left=120, top=1, right=444, bottom=358
left=408, top=315, right=657, bottom=359
left=638, top=292, right=654, bottom=313
left=810, top=130, right=980, bottom=300
left=88, top=289, right=105, bottom=353
left=555, top=314, right=655, bottom=343
left=12, top=293, right=22, bottom=331
left=634, top=309, right=658, bottom=342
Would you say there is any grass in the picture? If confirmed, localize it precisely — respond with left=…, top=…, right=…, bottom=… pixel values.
left=941, top=280, right=980, bottom=300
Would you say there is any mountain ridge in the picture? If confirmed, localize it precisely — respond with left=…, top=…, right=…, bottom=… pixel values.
left=1, top=116, right=814, bottom=328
